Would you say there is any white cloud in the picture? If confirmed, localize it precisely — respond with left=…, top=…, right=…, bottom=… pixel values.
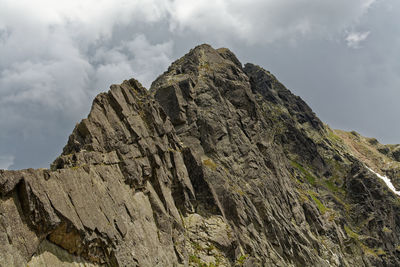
left=0, top=0, right=378, bottom=168
left=169, top=0, right=376, bottom=44
left=0, top=1, right=174, bottom=125
left=0, top=155, right=15, bottom=170
left=0, top=0, right=377, bottom=111
left=91, top=35, right=173, bottom=90
left=0, top=0, right=174, bottom=168
left=345, top=31, right=371, bottom=48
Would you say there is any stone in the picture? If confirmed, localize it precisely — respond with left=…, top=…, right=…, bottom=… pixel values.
left=1, top=44, right=400, bottom=267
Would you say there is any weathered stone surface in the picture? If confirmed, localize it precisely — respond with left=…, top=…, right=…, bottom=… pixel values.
left=1, top=44, right=400, bottom=267
left=0, top=79, right=189, bottom=266
left=28, top=240, right=97, bottom=267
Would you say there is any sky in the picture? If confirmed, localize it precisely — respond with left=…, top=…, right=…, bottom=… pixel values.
left=0, top=0, right=399, bottom=170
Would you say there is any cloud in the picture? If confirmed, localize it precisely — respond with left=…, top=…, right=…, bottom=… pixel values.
left=345, top=31, right=371, bottom=48
left=0, top=0, right=172, bottom=113
left=0, top=0, right=380, bottom=169
left=0, top=155, right=15, bottom=170
left=91, top=35, right=173, bottom=90
left=169, top=0, right=376, bottom=44
left=0, top=0, right=174, bottom=169
left=0, top=1, right=174, bottom=102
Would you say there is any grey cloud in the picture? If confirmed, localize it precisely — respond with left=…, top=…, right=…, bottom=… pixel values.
left=233, top=0, right=400, bottom=144
left=0, top=1, right=174, bottom=169
left=91, top=34, right=173, bottom=89
left=168, top=0, right=376, bottom=44
left=1, top=0, right=398, bottom=170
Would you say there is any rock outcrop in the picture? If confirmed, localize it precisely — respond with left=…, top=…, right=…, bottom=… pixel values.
left=1, top=44, right=400, bottom=266
left=335, top=130, right=400, bottom=190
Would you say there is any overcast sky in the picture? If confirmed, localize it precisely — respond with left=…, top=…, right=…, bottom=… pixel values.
left=1, top=0, right=399, bottom=170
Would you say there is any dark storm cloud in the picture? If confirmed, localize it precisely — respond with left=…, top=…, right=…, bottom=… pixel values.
left=2, top=0, right=398, bottom=170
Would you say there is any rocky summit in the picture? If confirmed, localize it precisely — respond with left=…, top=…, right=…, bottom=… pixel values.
left=1, top=44, right=400, bottom=267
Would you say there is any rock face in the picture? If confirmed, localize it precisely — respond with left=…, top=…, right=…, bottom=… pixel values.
left=1, top=44, right=400, bottom=267
left=334, top=130, right=400, bottom=190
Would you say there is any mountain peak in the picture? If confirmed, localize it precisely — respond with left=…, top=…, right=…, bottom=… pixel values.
left=244, top=62, right=323, bottom=130
left=1, top=45, right=400, bottom=267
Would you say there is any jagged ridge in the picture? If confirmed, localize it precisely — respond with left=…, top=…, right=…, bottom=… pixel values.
left=0, top=44, right=399, bottom=267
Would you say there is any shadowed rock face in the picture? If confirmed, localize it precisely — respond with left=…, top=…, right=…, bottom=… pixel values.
left=1, top=44, right=400, bottom=267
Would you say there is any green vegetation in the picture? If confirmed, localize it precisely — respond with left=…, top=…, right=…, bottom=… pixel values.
left=296, top=188, right=310, bottom=203
left=322, top=176, right=346, bottom=195
left=203, top=158, right=217, bottom=171
left=308, top=191, right=327, bottom=215
left=189, top=241, right=223, bottom=267
left=206, top=244, right=216, bottom=253
left=192, top=242, right=203, bottom=251
left=360, top=244, right=386, bottom=258
left=323, top=179, right=338, bottom=192
left=290, top=161, right=316, bottom=185
left=235, top=254, right=249, bottom=266
left=291, top=158, right=350, bottom=218
left=326, top=128, right=343, bottom=144
left=376, top=248, right=386, bottom=256
left=331, top=194, right=351, bottom=213
left=360, top=243, right=377, bottom=257
left=383, top=226, right=392, bottom=233
left=344, top=225, right=360, bottom=240
left=189, top=255, right=209, bottom=267
left=328, top=211, right=337, bottom=222
left=344, top=225, right=386, bottom=257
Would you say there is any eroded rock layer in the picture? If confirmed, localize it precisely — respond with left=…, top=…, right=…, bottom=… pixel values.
left=1, top=44, right=400, bottom=267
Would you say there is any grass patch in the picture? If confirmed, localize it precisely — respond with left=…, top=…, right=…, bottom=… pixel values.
left=344, top=225, right=387, bottom=258
left=308, top=191, right=327, bottom=215
left=360, top=244, right=386, bottom=258
left=344, top=225, right=359, bottom=240
left=291, top=161, right=316, bottom=185
left=296, top=188, right=311, bottom=203
left=189, top=252, right=221, bottom=267
left=360, top=243, right=376, bottom=257
left=189, top=241, right=223, bottom=267
left=235, top=254, right=249, bottom=266
left=324, top=179, right=338, bottom=192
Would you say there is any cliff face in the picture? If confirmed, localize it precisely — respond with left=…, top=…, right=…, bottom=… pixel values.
left=1, top=44, right=400, bottom=267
